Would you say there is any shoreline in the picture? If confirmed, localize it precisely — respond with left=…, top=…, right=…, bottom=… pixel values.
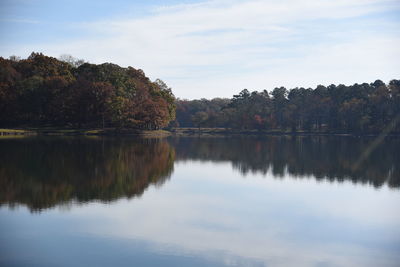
left=1, top=127, right=399, bottom=138
left=0, top=128, right=172, bottom=137
left=170, top=128, right=400, bottom=138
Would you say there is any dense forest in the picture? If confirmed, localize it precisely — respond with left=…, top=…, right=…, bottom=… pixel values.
left=175, top=80, right=400, bottom=134
left=1, top=53, right=399, bottom=134
left=0, top=53, right=175, bottom=129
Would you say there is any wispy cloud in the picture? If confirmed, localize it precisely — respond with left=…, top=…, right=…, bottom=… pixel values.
left=1, top=0, right=399, bottom=98
left=0, top=18, right=40, bottom=24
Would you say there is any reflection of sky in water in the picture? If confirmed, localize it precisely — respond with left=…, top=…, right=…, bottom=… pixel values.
left=1, top=161, right=400, bottom=267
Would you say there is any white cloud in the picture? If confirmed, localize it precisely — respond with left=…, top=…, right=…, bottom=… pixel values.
left=1, top=0, right=399, bottom=98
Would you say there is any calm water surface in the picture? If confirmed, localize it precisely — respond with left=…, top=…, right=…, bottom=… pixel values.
left=0, top=136, right=399, bottom=267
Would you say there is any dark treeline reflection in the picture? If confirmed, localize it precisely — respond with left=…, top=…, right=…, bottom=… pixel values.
left=0, top=137, right=175, bottom=212
left=1, top=136, right=398, bottom=212
left=171, top=137, right=400, bottom=188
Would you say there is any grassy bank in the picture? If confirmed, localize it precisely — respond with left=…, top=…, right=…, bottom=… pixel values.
left=0, top=128, right=172, bottom=137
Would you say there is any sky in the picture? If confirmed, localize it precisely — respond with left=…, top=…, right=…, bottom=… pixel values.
left=1, top=0, right=399, bottom=99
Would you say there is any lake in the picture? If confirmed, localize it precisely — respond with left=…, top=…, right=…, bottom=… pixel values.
left=0, top=136, right=399, bottom=267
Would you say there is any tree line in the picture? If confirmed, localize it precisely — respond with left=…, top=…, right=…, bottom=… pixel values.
left=175, top=80, right=400, bottom=133
left=1, top=52, right=398, bottom=133
left=0, top=53, right=175, bottom=129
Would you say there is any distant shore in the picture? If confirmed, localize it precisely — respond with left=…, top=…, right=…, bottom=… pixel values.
left=170, top=128, right=400, bottom=137
left=1, top=127, right=398, bottom=138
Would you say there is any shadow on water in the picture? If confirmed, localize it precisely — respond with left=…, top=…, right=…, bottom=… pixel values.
left=0, top=136, right=398, bottom=211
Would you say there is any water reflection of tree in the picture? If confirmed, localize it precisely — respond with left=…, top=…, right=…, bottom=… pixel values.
left=0, top=137, right=175, bottom=212
left=172, top=137, right=400, bottom=188
left=1, top=136, right=398, bottom=212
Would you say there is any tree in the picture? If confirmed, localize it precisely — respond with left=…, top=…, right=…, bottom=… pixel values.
left=192, top=111, right=209, bottom=130
left=58, top=54, right=86, bottom=68
left=0, top=53, right=176, bottom=129
left=271, top=87, right=288, bottom=129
